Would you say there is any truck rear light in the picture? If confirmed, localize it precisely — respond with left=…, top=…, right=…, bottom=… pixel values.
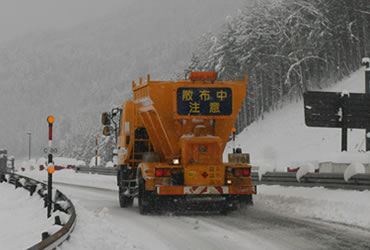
left=155, top=169, right=163, bottom=177
left=233, top=168, right=250, bottom=177
left=155, top=168, right=171, bottom=177
left=242, top=168, right=251, bottom=176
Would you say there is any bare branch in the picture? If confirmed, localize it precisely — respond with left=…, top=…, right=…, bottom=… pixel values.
left=354, top=9, right=370, bottom=15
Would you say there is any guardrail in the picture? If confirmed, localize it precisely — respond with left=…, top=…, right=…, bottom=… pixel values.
left=76, top=166, right=117, bottom=176
left=252, top=172, right=370, bottom=191
left=75, top=166, right=370, bottom=191
left=2, top=172, right=76, bottom=250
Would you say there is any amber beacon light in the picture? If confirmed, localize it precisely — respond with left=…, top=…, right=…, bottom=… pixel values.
left=189, top=72, right=217, bottom=81
left=47, top=115, right=55, bottom=125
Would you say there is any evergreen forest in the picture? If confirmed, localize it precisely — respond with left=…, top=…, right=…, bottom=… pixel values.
left=186, top=0, right=370, bottom=132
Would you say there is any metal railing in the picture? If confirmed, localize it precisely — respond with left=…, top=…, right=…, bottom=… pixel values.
left=75, top=166, right=117, bottom=175
left=252, top=172, right=370, bottom=190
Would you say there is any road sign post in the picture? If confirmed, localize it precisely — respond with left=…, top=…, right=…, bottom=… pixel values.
left=46, top=115, right=55, bottom=218
left=363, top=57, right=370, bottom=151
left=340, top=94, right=348, bottom=152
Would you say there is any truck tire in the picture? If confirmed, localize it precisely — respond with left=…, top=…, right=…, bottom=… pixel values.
left=138, top=178, right=153, bottom=215
left=118, top=187, right=133, bottom=208
left=220, top=202, right=233, bottom=215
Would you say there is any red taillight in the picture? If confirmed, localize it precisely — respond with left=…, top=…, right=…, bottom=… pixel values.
left=155, top=168, right=171, bottom=177
left=233, top=168, right=250, bottom=177
left=155, top=169, right=163, bottom=177
left=242, top=168, right=251, bottom=176
left=234, top=169, right=242, bottom=177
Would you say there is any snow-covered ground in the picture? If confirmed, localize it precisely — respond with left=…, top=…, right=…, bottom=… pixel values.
left=25, top=169, right=117, bottom=190
left=16, top=168, right=370, bottom=250
left=256, top=185, right=370, bottom=229
left=0, top=182, right=56, bottom=250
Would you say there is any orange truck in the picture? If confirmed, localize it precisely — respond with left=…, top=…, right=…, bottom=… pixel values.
left=101, top=72, right=256, bottom=214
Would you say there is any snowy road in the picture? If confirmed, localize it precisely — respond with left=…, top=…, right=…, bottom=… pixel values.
left=55, top=183, right=370, bottom=250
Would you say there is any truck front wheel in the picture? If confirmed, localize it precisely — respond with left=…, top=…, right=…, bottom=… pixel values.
left=118, top=187, right=133, bottom=208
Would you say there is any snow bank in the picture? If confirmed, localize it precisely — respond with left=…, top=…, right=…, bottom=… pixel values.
left=16, top=157, right=85, bottom=172
left=296, top=162, right=317, bottom=181
left=17, top=159, right=38, bottom=171
left=23, top=168, right=117, bottom=191
left=344, top=163, right=366, bottom=182
left=255, top=185, right=370, bottom=229
left=0, top=183, right=53, bottom=249
left=54, top=157, right=83, bottom=167
left=105, top=161, right=114, bottom=168
left=89, top=156, right=102, bottom=167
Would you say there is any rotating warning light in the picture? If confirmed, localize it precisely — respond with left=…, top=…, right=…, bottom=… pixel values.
left=189, top=72, right=217, bottom=81
left=47, top=116, right=55, bottom=124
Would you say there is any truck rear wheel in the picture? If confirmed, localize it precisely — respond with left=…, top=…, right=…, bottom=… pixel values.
left=118, top=187, right=133, bottom=208
left=138, top=178, right=154, bottom=214
left=240, top=194, right=253, bottom=207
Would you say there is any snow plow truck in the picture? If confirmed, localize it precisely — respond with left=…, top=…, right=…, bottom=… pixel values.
left=101, top=72, right=256, bottom=214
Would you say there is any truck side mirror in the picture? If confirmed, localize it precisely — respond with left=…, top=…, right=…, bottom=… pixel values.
left=102, top=112, right=111, bottom=125
left=103, top=126, right=111, bottom=136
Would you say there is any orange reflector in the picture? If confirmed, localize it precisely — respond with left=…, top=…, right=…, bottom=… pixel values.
left=157, top=186, right=184, bottom=195
left=189, top=72, right=217, bottom=81
left=228, top=185, right=255, bottom=194
left=48, top=166, right=55, bottom=174
left=47, top=115, right=55, bottom=124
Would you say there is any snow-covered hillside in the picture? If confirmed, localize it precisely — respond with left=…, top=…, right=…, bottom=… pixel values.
left=225, top=69, right=370, bottom=170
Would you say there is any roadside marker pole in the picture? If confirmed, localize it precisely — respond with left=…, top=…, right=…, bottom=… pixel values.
left=47, top=115, right=55, bottom=218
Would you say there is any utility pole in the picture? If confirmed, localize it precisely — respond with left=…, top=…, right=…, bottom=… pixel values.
left=27, top=132, right=31, bottom=160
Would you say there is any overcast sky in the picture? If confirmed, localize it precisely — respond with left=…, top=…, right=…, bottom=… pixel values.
left=0, top=0, right=130, bottom=44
